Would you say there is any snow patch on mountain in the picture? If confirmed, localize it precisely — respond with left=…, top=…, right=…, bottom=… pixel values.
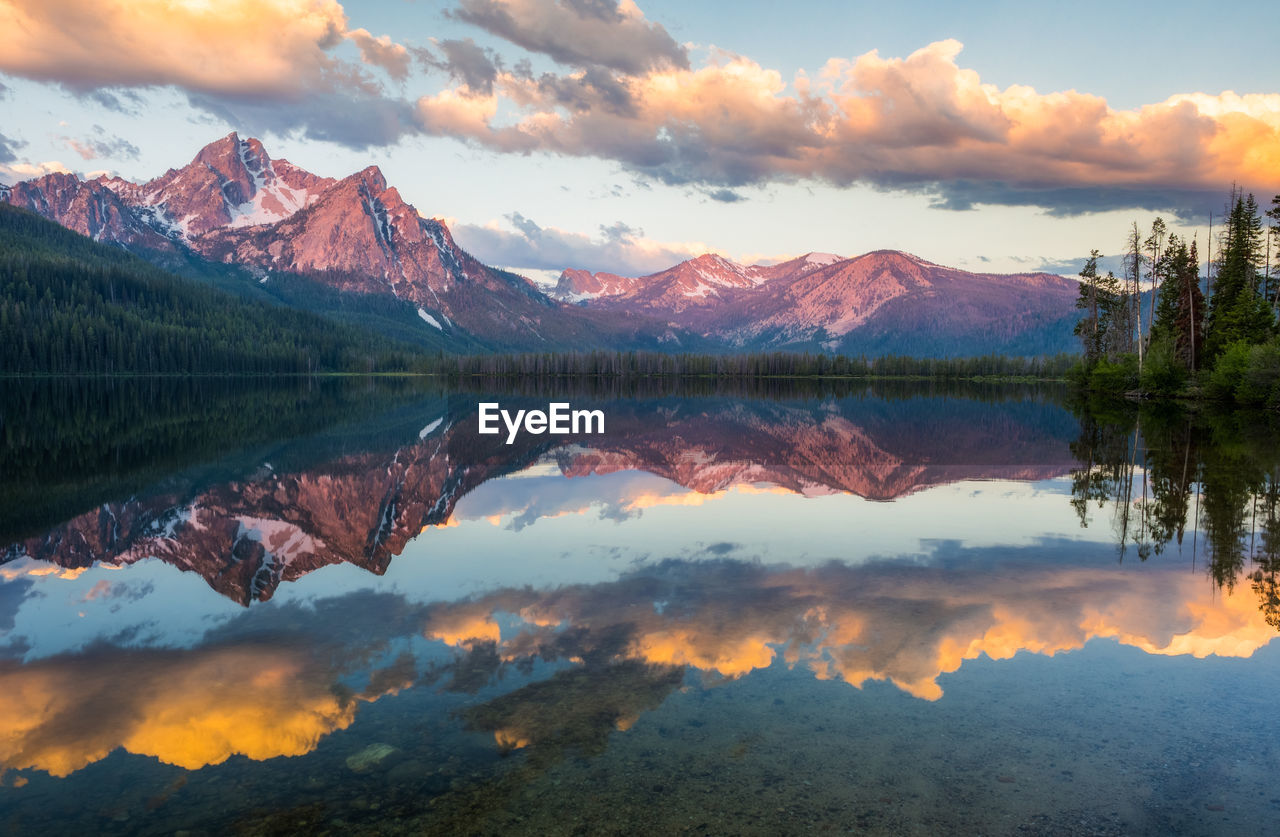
left=804, top=252, right=842, bottom=266
left=235, top=516, right=326, bottom=567
left=419, top=417, right=444, bottom=438
left=224, top=137, right=320, bottom=229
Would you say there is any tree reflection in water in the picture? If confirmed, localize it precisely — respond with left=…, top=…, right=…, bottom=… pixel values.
left=1068, top=396, right=1280, bottom=628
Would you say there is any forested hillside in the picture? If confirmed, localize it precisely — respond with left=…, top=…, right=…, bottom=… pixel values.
left=0, top=205, right=418, bottom=374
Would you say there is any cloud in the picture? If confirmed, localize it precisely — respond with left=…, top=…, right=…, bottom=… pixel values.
left=527, top=63, right=637, bottom=116
left=5, top=0, right=1275, bottom=213
left=0, top=578, right=32, bottom=633
left=0, top=132, right=23, bottom=164
left=187, top=91, right=419, bottom=148
left=706, top=188, right=745, bottom=203
left=419, top=38, right=503, bottom=95
left=451, top=211, right=713, bottom=274
left=61, top=126, right=140, bottom=161
left=1, top=0, right=347, bottom=96
left=346, top=28, right=412, bottom=80
left=1035, top=253, right=1130, bottom=278
left=0, top=592, right=424, bottom=777
left=448, top=0, right=688, bottom=73
left=82, top=88, right=146, bottom=115
left=425, top=546, right=1276, bottom=703
left=922, top=181, right=1226, bottom=220
left=0, top=0, right=418, bottom=149
left=80, top=579, right=154, bottom=603
left=0, top=160, right=72, bottom=186
left=416, top=39, right=1280, bottom=215
left=0, top=644, right=360, bottom=776
left=451, top=469, right=736, bottom=531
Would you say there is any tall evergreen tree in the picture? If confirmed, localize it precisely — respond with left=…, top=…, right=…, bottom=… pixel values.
left=1151, top=236, right=1205, bottom=371
left=1075, top=251, right=1105, bottom=365
left=1204, top=190, right=1272, bottom=360
left=1266, top=195, right=1280, bottom=311
left=1125, top=222, right=1146, bottom=368
left=1144, top=217, right=1167, bottom=342
left=1074, top=251, right=1123, bottom=365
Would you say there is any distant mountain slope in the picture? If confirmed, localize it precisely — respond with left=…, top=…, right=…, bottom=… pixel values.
left=556, top=251, right=843, bottom=309
left=557, top=249, right=1080, bottom=356
left=0, top=204, right=415, bottom=374
left=1, top=134, right=693, bottom=353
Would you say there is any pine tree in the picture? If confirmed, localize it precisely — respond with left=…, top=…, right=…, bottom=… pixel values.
left=1151, top=236, right=1205, bottom=371
left=1144, top=217, right=1167, bottom=343
left=1125, top=222, right=1145, bottom=368
left=1205, top=190, right=1272, bottom=360
left=1074, top=251, right=1105, bottom=365
left=1074, top=251, right=1123, bottom=365
left=1266, top=195, right=1280, bottom=312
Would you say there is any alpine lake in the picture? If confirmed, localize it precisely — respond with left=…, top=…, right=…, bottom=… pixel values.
left=2, top=376, right=1278, bottom=836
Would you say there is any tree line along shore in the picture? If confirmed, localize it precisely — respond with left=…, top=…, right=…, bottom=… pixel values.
left=1071, top=189, right=1280, bottom=405
left=10, top=186, right=1280, bottom=402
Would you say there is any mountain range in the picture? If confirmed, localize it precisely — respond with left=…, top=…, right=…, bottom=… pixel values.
left=2, top=133, right=1081, bottom=356
left=556, top=249, right=1081, bottom=356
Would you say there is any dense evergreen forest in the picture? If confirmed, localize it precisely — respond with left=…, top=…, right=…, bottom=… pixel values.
left=0, top=205, right=419, bottom=374
left=422, top=349, right=1076, bottom=380
left=1072, top=189, right=1280, bottom=404
left=0, top=376, right=440, bottom=540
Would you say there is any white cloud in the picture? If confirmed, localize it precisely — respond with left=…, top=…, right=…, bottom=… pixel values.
left=452, top=212, right=715, bottom=275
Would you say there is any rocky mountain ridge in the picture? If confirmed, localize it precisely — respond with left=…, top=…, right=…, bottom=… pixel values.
left=557, top=249, right=1081, bottom=355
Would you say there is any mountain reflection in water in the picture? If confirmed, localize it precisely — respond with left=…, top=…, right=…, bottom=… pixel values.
left=1, top=378, right=1278, bottom=836
left=3, top=379, right=1076, bottom=603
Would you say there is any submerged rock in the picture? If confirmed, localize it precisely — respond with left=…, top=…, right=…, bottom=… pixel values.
left=345, top=743, right=397, bottom=773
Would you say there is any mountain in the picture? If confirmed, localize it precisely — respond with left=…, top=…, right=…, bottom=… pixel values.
left=95, top=134, right=336, bottom=240
left=557, top=250, right=1080, bottom=356
left=556, top=251, right=846, bottom=313
left=1, top=133, right=688, bottom=352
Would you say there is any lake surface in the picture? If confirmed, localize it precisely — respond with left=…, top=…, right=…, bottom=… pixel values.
left=1, top=377, right=1278, bottom=835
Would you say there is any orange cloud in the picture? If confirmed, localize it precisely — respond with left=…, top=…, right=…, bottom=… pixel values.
left=0, top=0, right=407, bottom=97
left=6, top=0, right=1269, bottom=208
left=345, top=27, right=411, bottom=81
left=420, top=39, right=1279, bottom=212
left=425, top=609, right=503, bottom=646
left=0, top=0, right=419, bottom=146
left=425, top=559, right=1278, bottom=704
left=0, top=644, right=375, bottom=776
left=632, top=628, right=775, bottom=677
left=620, top=488, right=728, bottom=512
left=0, top=160, right=73, bottom=186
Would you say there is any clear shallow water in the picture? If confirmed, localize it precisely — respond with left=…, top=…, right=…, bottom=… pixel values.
left=1, top=378, right=1278, bottom=835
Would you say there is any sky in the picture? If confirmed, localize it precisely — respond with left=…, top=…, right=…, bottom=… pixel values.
left=1, top=0, right=1277, bottom=280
